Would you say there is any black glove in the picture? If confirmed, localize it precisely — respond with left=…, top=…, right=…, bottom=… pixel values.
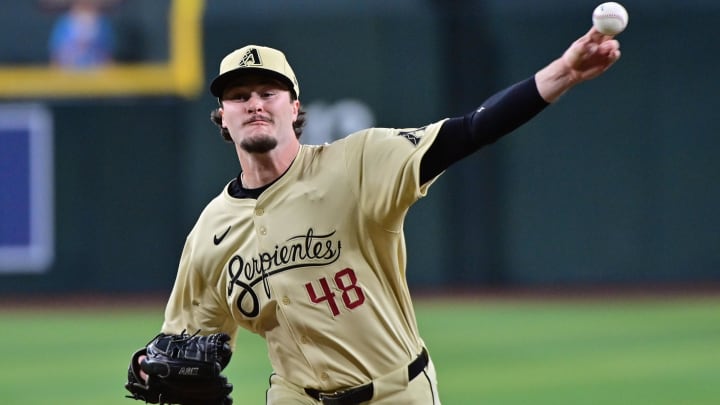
left=125, top=331, right=233, bottom=405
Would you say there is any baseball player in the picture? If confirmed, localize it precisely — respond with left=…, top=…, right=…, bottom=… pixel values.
left=126, top=27, right=620, bottom=404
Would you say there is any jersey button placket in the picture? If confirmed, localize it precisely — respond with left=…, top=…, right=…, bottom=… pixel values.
left=254, top=205, right=267, bottom=236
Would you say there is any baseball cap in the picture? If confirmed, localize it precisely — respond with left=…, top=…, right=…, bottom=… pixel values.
left=210, top=45, right=300, bottom=99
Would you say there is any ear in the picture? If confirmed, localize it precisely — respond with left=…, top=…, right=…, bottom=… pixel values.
left=292, top=100, right=300, bottom=121
left=218, top=107, right=226, bottom=127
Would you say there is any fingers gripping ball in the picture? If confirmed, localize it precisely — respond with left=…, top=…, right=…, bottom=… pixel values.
left=125, top=331, right=234, bottom=405
left=592, top=2, right=629, bottom=36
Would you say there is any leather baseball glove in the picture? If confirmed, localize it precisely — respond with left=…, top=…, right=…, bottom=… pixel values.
left=125, top=331, right=233, bottom=405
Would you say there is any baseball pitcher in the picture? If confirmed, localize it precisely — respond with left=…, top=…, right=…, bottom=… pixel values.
left=125, top=26, right=621, bottom=404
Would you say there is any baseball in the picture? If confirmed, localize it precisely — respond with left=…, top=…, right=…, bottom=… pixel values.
left=592, top=2, right=629, bottom=36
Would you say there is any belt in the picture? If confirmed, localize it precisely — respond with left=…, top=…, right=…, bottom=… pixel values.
left=304, top=348, right=429, bottom=405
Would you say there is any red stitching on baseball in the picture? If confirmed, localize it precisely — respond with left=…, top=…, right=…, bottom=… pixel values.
left=594, top=13, right=625, bottom=21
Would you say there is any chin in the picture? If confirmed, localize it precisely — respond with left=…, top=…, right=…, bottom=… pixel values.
left=240, top=136, right=278, bottom=154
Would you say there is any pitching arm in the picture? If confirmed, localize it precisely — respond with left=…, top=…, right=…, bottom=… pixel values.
left=420, top=27, right=621, bottom=184
left=420, top=76, right=547, bottom=184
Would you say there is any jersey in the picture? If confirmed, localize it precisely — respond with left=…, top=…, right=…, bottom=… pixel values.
left=161, top=119, right=447, bottom=392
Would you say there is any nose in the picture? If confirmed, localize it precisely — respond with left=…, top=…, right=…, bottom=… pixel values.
left=246, top=93, right=263, bottom=113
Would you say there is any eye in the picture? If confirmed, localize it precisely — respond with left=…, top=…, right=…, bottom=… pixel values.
left=228, top=93, right=249, bottom=101
left=222, top=89, right=250, bottom=101
left=261, top=90, right=276, bottom=98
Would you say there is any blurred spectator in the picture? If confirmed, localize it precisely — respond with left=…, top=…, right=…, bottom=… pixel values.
left=48, top=0, right=115, bottom=68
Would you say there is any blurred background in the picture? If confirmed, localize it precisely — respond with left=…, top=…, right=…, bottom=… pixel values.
left=1, top=0, right=719, bottom=295
left=2, top=1, right=719, bottom=404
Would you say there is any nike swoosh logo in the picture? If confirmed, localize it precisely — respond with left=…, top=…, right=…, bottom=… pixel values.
left=213, top=226, right=231, bottom=245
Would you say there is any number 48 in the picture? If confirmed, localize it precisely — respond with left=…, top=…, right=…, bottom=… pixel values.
left=305, top=268, right=366, bottom=316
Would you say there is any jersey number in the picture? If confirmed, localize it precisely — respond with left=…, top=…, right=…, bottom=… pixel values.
left=305, top=268, right=366, bottom=317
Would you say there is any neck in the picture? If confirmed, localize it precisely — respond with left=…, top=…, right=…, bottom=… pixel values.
left=237, top=142, right=300, bottom=188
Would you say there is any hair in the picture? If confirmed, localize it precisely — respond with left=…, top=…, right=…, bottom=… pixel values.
left=209, top=94, right=306, bottom=143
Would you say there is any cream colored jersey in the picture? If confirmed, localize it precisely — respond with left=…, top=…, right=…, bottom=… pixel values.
left=162, top=119, right=446, bottom=391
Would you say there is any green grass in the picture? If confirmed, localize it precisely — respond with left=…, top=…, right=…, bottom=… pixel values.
left=1, top=296, right=719, bottom=404
left=419, top=296, right=720, bottom=404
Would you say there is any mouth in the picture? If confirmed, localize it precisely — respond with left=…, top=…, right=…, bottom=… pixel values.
left=245, top=115, right=272, bottom=126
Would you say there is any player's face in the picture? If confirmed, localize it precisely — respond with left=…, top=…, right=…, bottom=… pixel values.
left=220, top=76, right=299, bottom=154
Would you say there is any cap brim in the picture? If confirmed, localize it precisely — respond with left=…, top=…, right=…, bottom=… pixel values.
left=210, top=68, right=296, bottom=98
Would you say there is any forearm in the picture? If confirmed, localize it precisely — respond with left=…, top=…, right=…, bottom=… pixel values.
left=535, top=56, right=581, bottom=103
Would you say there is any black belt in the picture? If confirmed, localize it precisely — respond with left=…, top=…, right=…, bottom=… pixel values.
left=304, top=348, right=429, bottom=405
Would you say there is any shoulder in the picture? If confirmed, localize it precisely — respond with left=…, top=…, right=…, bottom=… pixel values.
left=335, top=120, right=448, bottom=152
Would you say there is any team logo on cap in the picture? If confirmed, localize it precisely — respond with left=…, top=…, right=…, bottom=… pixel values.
left=238, top=48, right=262, bottom=67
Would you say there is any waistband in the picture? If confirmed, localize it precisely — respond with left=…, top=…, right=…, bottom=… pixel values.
left=304, top=348, right=429, bottom=405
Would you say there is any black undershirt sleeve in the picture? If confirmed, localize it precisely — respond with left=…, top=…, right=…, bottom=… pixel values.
left=419, top=76, right=550, bottom=184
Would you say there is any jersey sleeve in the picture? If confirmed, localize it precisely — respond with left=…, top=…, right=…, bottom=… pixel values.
left=161, top=230, right=238, bottom=344
left=342, top=119, right=447, bottom=230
